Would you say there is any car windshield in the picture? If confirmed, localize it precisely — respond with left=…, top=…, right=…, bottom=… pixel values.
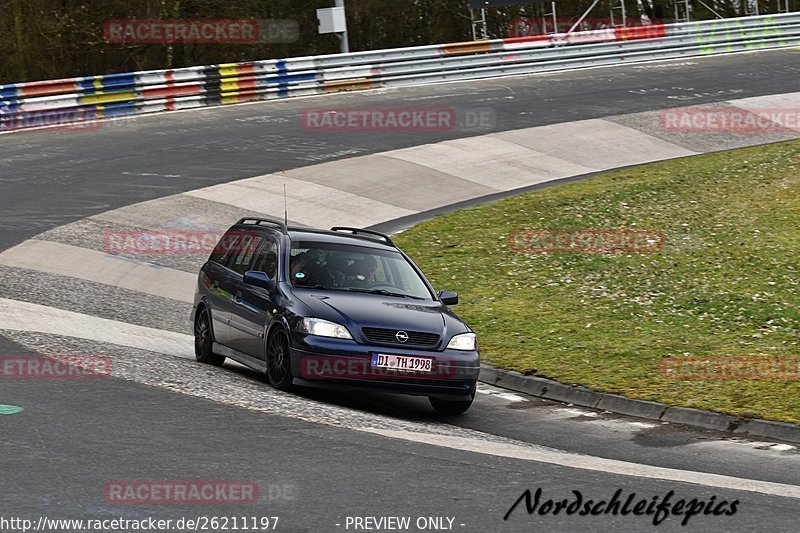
left=289, top=241, right=433, bottom=300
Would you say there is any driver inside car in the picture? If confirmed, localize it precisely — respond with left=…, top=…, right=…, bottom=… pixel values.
left=291, top=249, right=335, bottom=287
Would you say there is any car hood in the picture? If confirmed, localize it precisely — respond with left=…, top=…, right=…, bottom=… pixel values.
left=292, top=289, right=469, bottom=338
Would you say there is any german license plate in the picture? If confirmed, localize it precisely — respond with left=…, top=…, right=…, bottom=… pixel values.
left=371, top=353, right=433, bottom=372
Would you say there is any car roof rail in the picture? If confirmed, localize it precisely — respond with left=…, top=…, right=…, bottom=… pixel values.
left=330, top=227, right=395, bottom=247
left=236, top=217, right=289, bottom=235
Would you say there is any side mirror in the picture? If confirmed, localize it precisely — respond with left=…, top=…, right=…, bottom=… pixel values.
left=243, top=271, right=276, bottom=292
left=438, top=290, right=459, bottom=305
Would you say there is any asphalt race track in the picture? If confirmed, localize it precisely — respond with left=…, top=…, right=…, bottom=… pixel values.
left=1, top=50, right=799, bottom=532
left=3, top=49, right=800, bottom=249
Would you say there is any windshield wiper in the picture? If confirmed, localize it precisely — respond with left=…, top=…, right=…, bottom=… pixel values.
left=344, top=288, right=425, bottom=300
left=298, top=285, right=426, bottom=300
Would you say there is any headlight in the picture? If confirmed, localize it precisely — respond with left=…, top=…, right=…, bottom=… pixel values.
left=447, top=332, right=477, bottom=351
left=300, top=318, right=353, bottom=339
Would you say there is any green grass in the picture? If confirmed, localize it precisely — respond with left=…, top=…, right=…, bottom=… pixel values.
left=395, top=141, right=800, bottom=424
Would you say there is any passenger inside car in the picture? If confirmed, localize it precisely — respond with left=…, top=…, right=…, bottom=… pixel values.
left=291, top=249, right=335, bottom=287
left=347, top=255, right=378, bottom=287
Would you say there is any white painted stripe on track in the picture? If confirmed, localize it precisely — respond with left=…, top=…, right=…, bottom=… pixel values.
left=0, top=240, right=195, bottom=303
left=183, top=174, right=416, bottom=228
left=363, top=429, right=800, bottom=499
left=383, top=135, right=596, bottom=190
left=0, top=298, right=194, bottom=359
left=88, top=194, right=289, bottom=235
left=476, top=385, right=528, bottom=403
left=726, top=92, right=800, bottom=132
left=280, top=154, right=498, bottom=211
left=495, top=119, right=696, bottom=170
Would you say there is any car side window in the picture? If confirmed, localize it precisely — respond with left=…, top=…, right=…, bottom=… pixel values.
left=229, top=233, right=263, bottom=275
left=252, top=238, right=278, bottom=279
left=210, top=230, right=243, bottom=267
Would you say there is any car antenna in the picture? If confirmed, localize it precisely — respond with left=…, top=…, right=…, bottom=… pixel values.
left=283, top=183, right=288, bottom=226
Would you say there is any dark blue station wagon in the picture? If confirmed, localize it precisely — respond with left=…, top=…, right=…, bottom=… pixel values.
left=191, top=218, right=480, bottom=414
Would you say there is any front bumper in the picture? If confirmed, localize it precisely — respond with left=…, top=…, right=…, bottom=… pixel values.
left=289, top=332, right=480, bottom=400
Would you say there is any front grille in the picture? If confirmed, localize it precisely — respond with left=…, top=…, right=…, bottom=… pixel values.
left=361, top=327, right=441, bottom=348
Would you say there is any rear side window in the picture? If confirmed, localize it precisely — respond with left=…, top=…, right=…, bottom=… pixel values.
left=210, top=230, right=243, bottom=267
left=210, top=230, right=263, bottom=274
left=252, top=238, right=279, bottom=279
left=229, top=233, right=263, bottom=275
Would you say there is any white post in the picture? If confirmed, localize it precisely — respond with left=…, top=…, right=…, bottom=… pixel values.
left=335, top=0, right=349, bottom=53
left=318, top=3, right=349, bottom=53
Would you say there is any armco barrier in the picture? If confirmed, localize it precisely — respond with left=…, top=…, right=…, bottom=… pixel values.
left=1, top=13, right=799, bottom=131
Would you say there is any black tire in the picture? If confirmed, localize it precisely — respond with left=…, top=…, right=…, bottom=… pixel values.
left=194, top=308, right=225, bottom=366
left=266, top=329, right=294, bottom=391
left=429, top=391, right=475, bottom=415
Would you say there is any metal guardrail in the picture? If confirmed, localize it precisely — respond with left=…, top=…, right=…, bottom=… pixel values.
left=1, top=12, right=798, bottom=131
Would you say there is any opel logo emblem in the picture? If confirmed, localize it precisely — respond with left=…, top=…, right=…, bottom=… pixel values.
left=395, top=331, right=409, bottom=343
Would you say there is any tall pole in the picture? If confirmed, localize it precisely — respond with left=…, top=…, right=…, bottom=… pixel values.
left=335, top=0, right=349, bottom=53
